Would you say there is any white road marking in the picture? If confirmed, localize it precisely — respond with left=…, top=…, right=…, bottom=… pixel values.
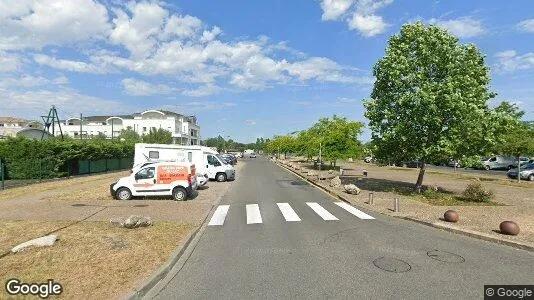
left=306, top=202, right=339, bottom=221
left=276, top=203, right=302, bottom=222
left=208, top=205, right=230, bottom=226
left=246, top=204, right=263, bottom=224
left=334, top=202, right=375, bottom=220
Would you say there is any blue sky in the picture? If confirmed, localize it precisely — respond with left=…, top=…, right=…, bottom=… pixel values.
left=1, top=0, right=533, bottom=142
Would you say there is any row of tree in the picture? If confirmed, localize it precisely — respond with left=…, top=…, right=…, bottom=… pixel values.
left=262, top=22, right=534, bottom=188
left=264, top=116, right=364, bottom=167
left=201, top=136, right=267, bottom=153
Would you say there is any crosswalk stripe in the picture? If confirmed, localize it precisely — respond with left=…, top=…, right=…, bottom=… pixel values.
left=246, top=204, right=263, bottom=224
left=276, top=203, right=302, bottom=222
left=334, top=202, right=375, bottom=220
left=208, top=205, right=230, bottom=226
left=306, top=202, right=339, bottom=221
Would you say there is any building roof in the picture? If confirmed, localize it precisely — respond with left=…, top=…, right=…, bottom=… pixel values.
left=62, top=110, right=196, bottom=123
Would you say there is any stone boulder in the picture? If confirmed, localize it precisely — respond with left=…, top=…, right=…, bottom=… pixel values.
left=12, top=235, right=58, bottom=253
left=120, top=215, right=153, bottom=229
left=344, top=184, right=361, bottom=195
left=330, top=176, right=342, bottom=188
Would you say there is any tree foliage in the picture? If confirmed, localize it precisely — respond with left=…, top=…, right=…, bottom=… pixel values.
left=364, top=22, right=510, bottom=188
left=142, top=128, right=172, bottom=144
left=264, top=116, right=364, bottom=164
left=118, top=128, right=142, bottom=143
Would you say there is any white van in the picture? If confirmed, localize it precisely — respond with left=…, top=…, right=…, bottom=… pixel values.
left=110, top=161, right=197, bottom=201
left=133, top=144, right=235, bottom=182
left=482, top=155, right=517, bottom=170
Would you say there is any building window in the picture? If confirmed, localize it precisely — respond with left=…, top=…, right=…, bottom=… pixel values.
left=148, top=151, right=159, bottom=159
left=0, top=124, right=3, bottom=127
left=74, top=132, right=79, bottom=136
left=143, top=127, right=147, bottom=132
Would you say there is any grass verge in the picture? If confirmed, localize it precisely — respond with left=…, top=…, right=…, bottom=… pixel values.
left=0, top=220, right=195, bottom=299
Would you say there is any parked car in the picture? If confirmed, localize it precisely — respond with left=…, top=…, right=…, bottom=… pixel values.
left=448, top=160, right=461, bottom=168
left=110, top=161, right=197, bottom=201
left=506, top=163, right=534, bottom=181
left=220, top=153, right=237, bottom=165
left=482, top=155, right=517, bottom=170
left=405, top=160, right=423, bottom=168
left=249, top=153, right=257, bottom=158
left=364, top=156, right=373, bottom=163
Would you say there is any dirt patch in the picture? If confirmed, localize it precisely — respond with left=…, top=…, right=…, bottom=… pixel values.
left=0, top=220, right=194, bottom=299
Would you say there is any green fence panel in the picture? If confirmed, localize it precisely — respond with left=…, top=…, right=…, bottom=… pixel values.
left=120, top=157, right=133, bottom=169
left=107, top=158, right=120, bottom=171
left=79, top=160, right=90, bottom=174
left=91, top=159, right=107, bottom=173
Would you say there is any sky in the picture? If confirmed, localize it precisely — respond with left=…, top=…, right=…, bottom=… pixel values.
left=1, top=0, right=533, bottom=143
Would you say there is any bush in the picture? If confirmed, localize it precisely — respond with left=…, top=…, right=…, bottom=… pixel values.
left=461, top=183, right=494, bottom=202
left=461, top=155, right=485, bottom=169
left=0, top=137, right=134, bottom=179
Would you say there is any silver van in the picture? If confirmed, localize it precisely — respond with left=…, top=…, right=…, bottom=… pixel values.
left=482, top=156, right=517, bottom=170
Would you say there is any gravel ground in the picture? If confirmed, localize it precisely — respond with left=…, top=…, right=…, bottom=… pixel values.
left=278, top=158, right=534, bottom=248
left=0, top=163, right=243, bottom=224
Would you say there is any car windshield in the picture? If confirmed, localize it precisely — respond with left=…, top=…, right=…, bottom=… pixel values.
left=523, top=163, right=534, bottom=170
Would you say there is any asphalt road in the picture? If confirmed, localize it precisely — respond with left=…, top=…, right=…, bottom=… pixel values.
left=152, top=157, right=533, bottom=299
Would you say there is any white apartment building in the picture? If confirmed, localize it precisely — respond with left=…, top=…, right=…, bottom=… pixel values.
left=54, top=110, right=200, bottom=145
left=0, top=117, right=46, bottom=140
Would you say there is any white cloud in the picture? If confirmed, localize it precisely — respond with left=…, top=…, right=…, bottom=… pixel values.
left=182, top=84, right=222, bottom=97
left=428, top=17, right=484, bottom=38
left=0, top=0, right=110, bottom=50
left=0, top=75, right=68, bottom=88
left=517, top=19, right=534, bottom=33
left=321, top=0, right=355, bottom=21
left=320, top=0, right=392, bottom=37
left=494, top=50, right=534, bottom=73
left=3, top=0, right=369, bottom=104
left=0, top=51, right=23, bottom=72
left=0, top=88, right=127, bottom=118
left=121, top=78, right=175, bottom=96
left=245, top=120, right=256, bottom=126
left=34, top=54, right=107, bottom=74
left=348, top=13, right=388, bottom=37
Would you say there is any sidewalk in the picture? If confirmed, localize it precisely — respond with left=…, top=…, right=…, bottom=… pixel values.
left=275, top=158, right=534, bottom=250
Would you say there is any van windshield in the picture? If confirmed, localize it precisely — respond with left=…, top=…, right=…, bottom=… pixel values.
left=216, top=155, right=228, bottom=165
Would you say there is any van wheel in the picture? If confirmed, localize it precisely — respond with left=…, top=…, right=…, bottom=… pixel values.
left=528, top=174, right=534, bottom=182
left=216, top=173, right=227, bottom=182
left=485, top=165, right=490, bottom=170
left=116, top=187, right=132, bottom=200
left=172, top=187, right=187, bottom=201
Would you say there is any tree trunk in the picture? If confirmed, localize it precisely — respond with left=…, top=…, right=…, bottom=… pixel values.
left=415, top=163, right=426, bottom=193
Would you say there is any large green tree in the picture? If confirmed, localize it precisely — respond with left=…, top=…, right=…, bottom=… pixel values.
left=364, top=22, right=508, bottom=189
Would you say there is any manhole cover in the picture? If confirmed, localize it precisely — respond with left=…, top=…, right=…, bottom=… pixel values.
left=373, top=257, right=411, bottom=273
left=71, top=204, right=86, bottom=207
left=133, top=204, right=149, bottom=207
left=290, top=180, right=308, bottom=186
left=427, top=250, right=465, bottom=263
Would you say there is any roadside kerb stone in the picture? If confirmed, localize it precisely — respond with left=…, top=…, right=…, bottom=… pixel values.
left=275, top=161, right=534, bottom=253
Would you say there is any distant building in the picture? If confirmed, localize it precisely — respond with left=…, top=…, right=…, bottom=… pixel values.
left=54, top=109, right=200, bottom=145
left=0, top=117, right=45, bottom=140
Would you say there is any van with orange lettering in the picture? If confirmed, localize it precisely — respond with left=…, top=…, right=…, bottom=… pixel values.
left=110, top=161, right=197, bottom=201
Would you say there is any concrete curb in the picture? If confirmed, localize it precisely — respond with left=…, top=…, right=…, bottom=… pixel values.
left=273, top=160, right=534, bottom=253
left=124, top=182, right=234, bottom=300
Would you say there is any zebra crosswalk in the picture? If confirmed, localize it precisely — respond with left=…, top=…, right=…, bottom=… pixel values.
left=208, top=202, right=374, bottom=226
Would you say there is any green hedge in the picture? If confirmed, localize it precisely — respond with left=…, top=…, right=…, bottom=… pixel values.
left=0, top=137, right=134, bottom=180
